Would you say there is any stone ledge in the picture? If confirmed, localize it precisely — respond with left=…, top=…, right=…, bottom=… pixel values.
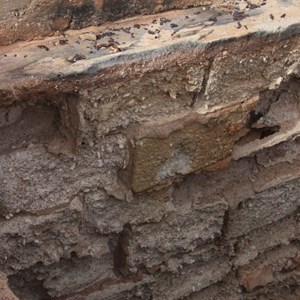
left=0, top=0, right=299, bottom=105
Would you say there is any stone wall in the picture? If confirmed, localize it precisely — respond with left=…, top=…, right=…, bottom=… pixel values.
left=0, top=0, right=300, bottom=299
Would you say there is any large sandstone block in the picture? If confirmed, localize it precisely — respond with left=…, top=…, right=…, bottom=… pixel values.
left=129, top=103, right=250, bottom=192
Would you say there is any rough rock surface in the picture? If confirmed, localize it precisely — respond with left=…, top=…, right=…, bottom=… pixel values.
left=0, top=0, right=300, bottom=299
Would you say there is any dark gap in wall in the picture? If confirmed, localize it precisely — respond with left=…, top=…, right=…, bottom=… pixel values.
left=234, top=79, right=294, bottom=148
left=220, top=209, right=229, bottom=240
left=259, top=125, right=280, bottom=139
left=0, top=103, right=60, bottom=153
left=248, top=110, right=263, bottom=125
left=235, top=126, right=281, bottom=147
left=0, top=93, right=83, bottom=157
left=8, top=267, right=50, bottom=300
left=113, top=223, right=132, bottom=277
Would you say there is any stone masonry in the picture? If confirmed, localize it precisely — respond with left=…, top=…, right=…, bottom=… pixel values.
left=0, top=0, right=300, bottom=299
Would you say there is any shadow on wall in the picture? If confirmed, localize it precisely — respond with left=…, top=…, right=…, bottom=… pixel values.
left=103, top=0, right=155, bottom=21
left=0, top=94, right=83, bottom=157
left=233, top=76, right=300, bottom=160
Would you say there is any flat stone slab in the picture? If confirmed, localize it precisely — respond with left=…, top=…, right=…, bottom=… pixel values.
left=0, top=0, right=299, bottom=105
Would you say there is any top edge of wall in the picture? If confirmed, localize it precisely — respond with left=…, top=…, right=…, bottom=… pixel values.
left=0, top=0, right=224, bottom=46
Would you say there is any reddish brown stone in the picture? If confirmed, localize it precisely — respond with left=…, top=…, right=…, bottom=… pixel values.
left=241, top=266, right=274, bottom=291
left=0, top=273, right=18, bottom=300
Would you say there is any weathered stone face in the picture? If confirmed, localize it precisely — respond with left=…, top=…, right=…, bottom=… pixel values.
left=129, top=106, right=246, bottom=192
left=0, top=1, right=300, bottom=299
